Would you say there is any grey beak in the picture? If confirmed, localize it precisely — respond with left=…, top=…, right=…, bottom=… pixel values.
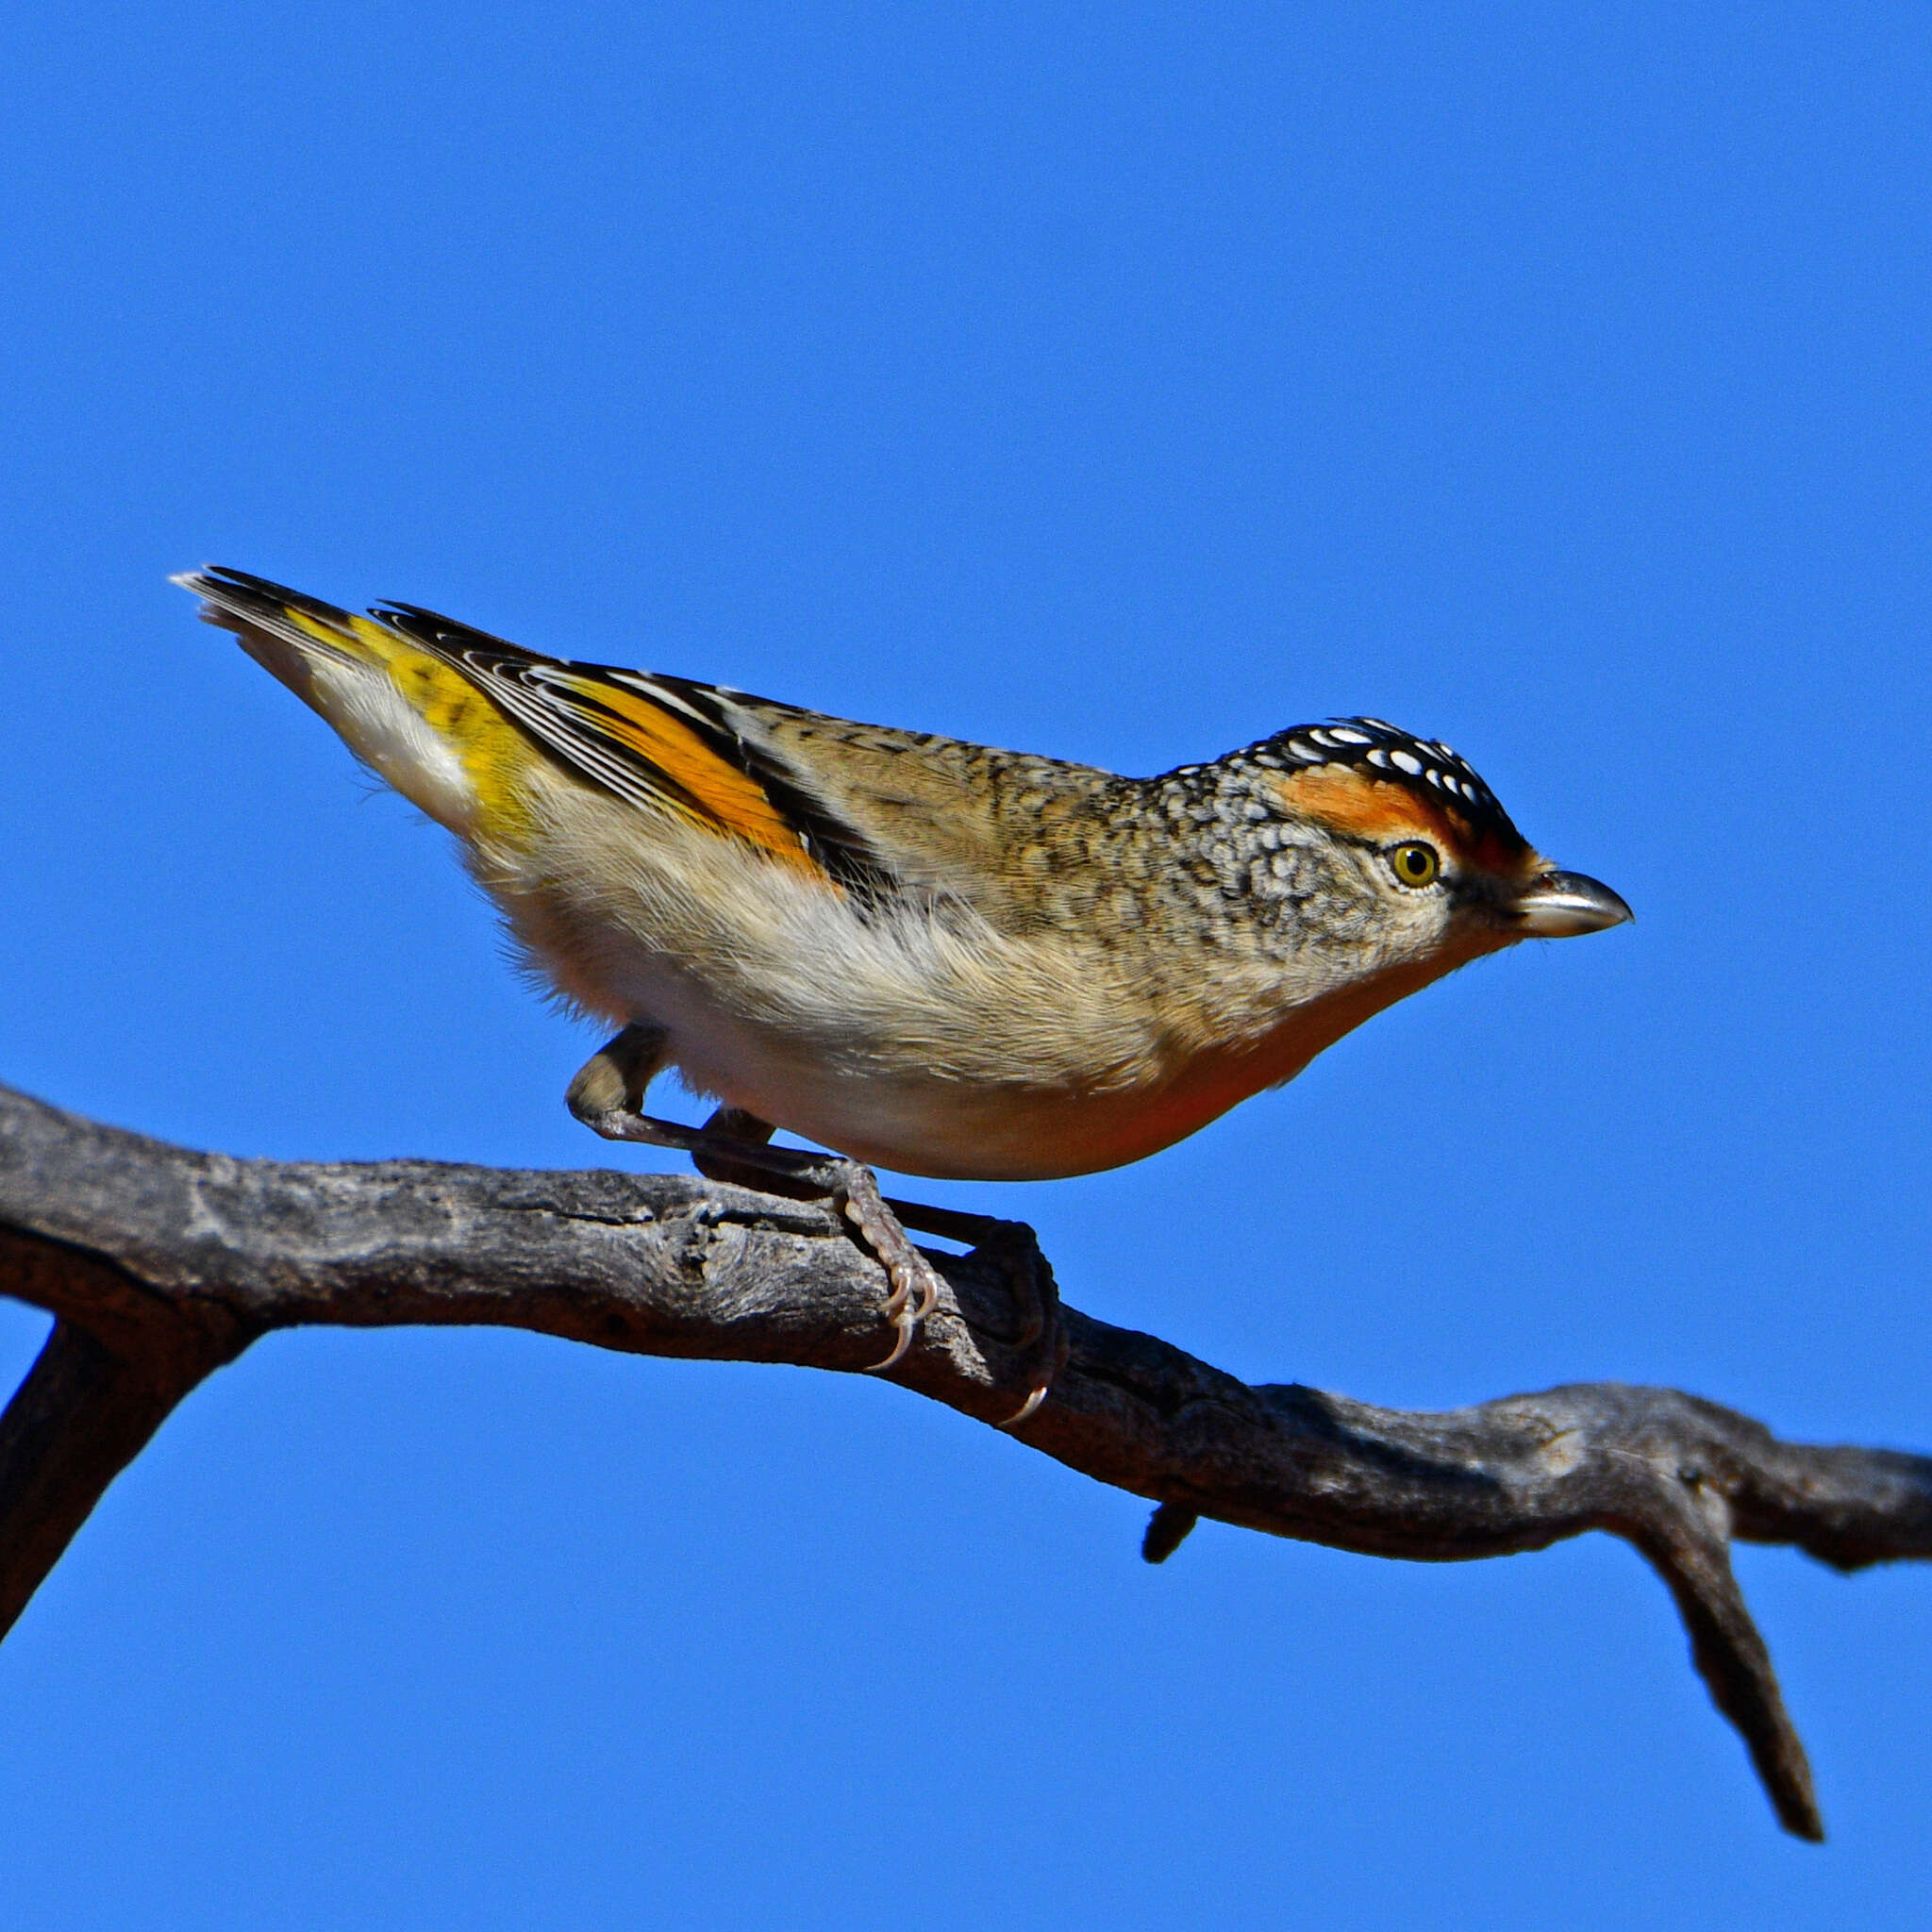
left=1511, top=870, right=1633, bottom=938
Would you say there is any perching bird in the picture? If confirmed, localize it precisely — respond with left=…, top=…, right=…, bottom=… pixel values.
left=178, top=565, right=1630, bottom=1407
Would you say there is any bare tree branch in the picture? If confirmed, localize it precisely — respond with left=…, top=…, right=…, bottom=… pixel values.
left=2, top=1082, right=1928, bottom=1840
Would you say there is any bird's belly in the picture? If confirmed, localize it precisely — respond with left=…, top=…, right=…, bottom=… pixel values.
left=654, top=983, right=1362, bottom=1182
left=556, top=919, right=1216, bottom=1178
left=659, top=1008, right=1126, bottom=1179
left=725, top=1067, right=1200, bottom=1181
left=704, top=1059, right=1220, bottom=1181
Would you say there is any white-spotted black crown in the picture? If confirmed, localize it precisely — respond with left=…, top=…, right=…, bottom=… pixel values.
left=1239, top=717, right=1527, bottom=853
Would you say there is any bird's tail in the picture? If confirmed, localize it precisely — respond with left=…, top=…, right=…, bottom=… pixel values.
left=174, top=564, right=389, bottom=704
left=175, top=565, right=526, bottom=838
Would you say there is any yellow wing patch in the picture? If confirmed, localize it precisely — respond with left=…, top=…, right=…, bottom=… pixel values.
left=285, top=606, right=539, bottom=834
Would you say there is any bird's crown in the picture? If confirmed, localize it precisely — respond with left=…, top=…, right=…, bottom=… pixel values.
left=1216, top=716, right=1530, bottom=864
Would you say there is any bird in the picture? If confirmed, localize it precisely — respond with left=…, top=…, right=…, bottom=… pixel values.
left=177, top=564, right=1630, bottom=1415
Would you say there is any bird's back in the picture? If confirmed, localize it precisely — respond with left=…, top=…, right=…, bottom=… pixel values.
left=711, top=693, right=1130, bottom=931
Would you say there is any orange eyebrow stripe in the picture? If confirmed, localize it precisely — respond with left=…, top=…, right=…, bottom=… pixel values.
left=559, top=675, right=824, bottom=874
left=1270, top=763, right=1472, bottom=846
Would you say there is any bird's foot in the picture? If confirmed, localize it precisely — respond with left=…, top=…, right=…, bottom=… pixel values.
left=567, top=1029, right=1062, bottom=1420
left=691, top=1124, right=952, bottom=1374
left=924, top=1210, right=1066, bottom=1428
left=801, top=1178, right=1065, bottom=1422
left=691, top=1136, right=1063, bottom=1417
left=683, top=1108, right=948, bottom=1374
left=820, top=1158, right=948, bottom=1374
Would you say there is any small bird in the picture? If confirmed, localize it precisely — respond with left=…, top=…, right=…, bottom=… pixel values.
left=179, top=565, right=1629, bottom=1407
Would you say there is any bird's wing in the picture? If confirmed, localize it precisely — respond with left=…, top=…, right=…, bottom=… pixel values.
left=184, top=568, right=1115, bottom=915
left=375, top=599, right=1124, bottom=914
left=368, top=600, right=908, bottom=894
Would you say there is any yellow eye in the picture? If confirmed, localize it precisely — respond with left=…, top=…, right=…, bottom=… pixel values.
left=1390, top=841, right=1441, bottom=888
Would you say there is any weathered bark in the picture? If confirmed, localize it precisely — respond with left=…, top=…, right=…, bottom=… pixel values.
left=2, top=1082, right=1927, bottom=1841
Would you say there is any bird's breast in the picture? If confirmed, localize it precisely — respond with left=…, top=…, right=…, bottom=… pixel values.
left=662, top=951, right=1474, bottom=1181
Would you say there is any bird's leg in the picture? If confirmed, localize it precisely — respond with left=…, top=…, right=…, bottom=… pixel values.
left=688, top=1107, right=785, bottom=1191
left=566, top=1029, right=1063, bottom=1418
left=565, top=1029, right=939, bottom=1371
left=565, top=1024, right=691, bottom=1151
left=691, top=1112, right=937, bottom=1358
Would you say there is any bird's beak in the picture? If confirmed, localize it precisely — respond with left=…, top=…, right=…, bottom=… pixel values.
left=1509, top=869, right=1633, bottom=938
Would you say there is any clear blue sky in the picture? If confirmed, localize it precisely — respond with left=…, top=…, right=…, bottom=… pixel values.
left=3, top=3, right=1931, bottom=1924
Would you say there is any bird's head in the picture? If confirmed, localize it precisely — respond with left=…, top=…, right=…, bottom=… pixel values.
left=1228, top=717, right=1630, bottom=985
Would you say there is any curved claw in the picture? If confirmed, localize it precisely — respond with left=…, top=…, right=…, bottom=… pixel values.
left=862, top=1311, right=918, bottom=1375
left=996, top=1380, right=1051, bottom=1429
left=909, top=1267, right=941, bottom=1324
left=876, top=1271, right=911, bottom=1324
left=862, top=1250, right=944, bottom=1374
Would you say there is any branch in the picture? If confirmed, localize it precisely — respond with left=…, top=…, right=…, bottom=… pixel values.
left=3, top=1085, right=1928, bottom=1840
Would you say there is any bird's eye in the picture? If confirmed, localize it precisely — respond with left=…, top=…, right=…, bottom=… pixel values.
left=1390, top=841, right=1441, bottom=888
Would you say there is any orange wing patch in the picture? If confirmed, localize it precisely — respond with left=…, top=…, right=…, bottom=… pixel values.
left=183, top=571, right=879, bottom=891
left=555, top=673, right=820, bottom=872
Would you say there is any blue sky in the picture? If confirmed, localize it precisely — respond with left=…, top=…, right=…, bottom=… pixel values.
left=4, top=3, right=1932, bottom=1924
